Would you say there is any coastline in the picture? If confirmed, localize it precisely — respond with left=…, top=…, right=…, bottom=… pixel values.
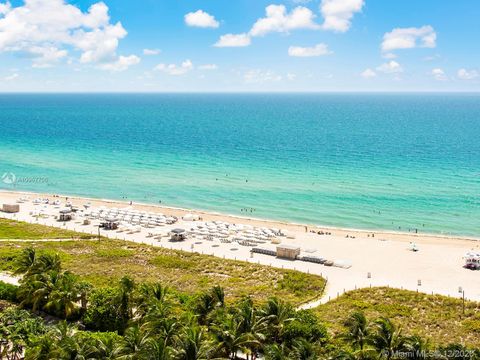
left=1, top=189, right=478, bottom=246
left=1, top=189, right=479, bottom=302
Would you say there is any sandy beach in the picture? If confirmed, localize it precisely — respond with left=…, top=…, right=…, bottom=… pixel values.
left=1, top=189, right=479, bottom=304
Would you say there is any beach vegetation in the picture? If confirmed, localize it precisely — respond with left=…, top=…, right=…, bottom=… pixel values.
left=0, top=218, right=98, bottom=240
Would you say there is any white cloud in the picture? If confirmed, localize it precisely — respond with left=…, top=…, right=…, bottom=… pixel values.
left=4, top=73, right=19, bottom=81
left=288, top=43, right=332, bottom=57
left=287, top=73, right=297, bottom=80
left=320, top=0, right=364, bottom=32
left=184, top=10, right=219, bottom=28
left=360, top=68, right=376, bottom=78
left=215, top=2, right=361, bottom=49
left=376, top=61, right=403, bottom=74
left=198, top=64, right=218, bottom=70
left=431, top=68, right=447, bottom=81
left=98, top=55, right=140, bottom=72
left=214, top=33, right=251, bottom=47
left=381, top=26, right=436, bottom=52
left=143, top=48, right=161, bottom=56
left=244, top=69, right=282, bottom=84
left=0, top=0, right=132, bottom=68
left=29, top=46, right=68, bottom=68
left=457, top=68, right=478, bottom=80
left=155, top=59, right=193, bottom=75
left=382, top=52, right=397, bottom=59
left=0, top=2, right=10, bottom=15
left=249, top=4, right=319, bottom=37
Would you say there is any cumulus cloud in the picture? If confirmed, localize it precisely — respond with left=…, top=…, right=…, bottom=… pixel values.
left=360, top=68, right=376, bottom=78
left=0, top=0, right=133, bottom=68
left=249, top=4, right=319, bottom=37
left=98, top=55, right=140, bottom=72
left=214, top=33, right=251, bottom=47
left=457, top=68, right=478, bottom=80
left=431, top=68, right=447, bottom=81
left=198, top=64, right=218, bottom=70
left=143, top=48, right=161, bottom=56
left=244, top=69, right=282, bottom=84
left=288, top=43, right=332, bottom=57
left=155, top=59, right=194, bottom=75
left=320, top=0, right=364, bottom=32
left=184, top=10, right=219, bottom=28
left=29, top=46, right=68, bottom=68
left=214, top=1, right=362, bottom=49
left=376, top=61, right=403, bottom=74
left=381, top=26, right=436, bottom=52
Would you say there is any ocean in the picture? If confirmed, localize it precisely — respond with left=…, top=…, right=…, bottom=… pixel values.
left=0, top=93, right=479, bottom=237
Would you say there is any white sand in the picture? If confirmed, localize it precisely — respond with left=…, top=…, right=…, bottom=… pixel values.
left=1, top=190, right=479, bottom=304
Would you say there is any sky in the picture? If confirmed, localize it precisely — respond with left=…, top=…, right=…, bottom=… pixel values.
left=0, top=0, right=479, bottom=92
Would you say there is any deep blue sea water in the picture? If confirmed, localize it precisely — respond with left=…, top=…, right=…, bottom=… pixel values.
left=0, top=93, right=479, bottom=237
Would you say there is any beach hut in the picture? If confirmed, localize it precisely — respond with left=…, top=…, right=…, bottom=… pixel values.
left=170, top=228, right=186, bottom=241
left=59, top=208, right=74, bottom=222
left=1, top=204, right=20, bottom=213
left=102, top=217, right=120, bottom=230
left=182, top=213, right=200, bottom=221
left=276, top=245, right=300, bottom=260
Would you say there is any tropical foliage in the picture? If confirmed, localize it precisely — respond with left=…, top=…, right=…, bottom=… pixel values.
left=0, top=248, right=479, bottom=359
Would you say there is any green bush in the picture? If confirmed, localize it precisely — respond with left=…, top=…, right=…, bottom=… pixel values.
left=82, top=287, right=126, bottom=332
left=0, top=281, right=18, bottom=302
left=283, top=310, right=328, bottom=346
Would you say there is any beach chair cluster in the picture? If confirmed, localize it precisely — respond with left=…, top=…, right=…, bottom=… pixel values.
left=83, top=206, right=178, bottom=233
left=185, top=221, right=287, bottom=246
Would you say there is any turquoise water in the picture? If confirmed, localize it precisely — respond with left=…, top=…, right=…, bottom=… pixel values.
left=0, top=93, right=479, bottom=237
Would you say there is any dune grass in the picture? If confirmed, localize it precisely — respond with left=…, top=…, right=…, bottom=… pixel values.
left=315, top=287, right=480, bottom=348
left=0, top=237, right=326, bottom=305
left=0, top=218, right=97, bottom=240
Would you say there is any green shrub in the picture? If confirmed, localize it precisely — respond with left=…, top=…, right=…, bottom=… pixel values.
left=82, top=287, right=126, bottom=332
left=283, top=310, right=328, bottom=346
left=0, top=281, right=18, bottom=302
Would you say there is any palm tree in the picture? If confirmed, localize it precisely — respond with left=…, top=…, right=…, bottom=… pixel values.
left=235, top=297, right=267, bottom=359
left=77, top=281, right=93, bottom=314
left=211, top=314, right=257, bottom=360
left=264, top=343, right=289, bottom=360
left=19, top=270, right=60, bottom=311
left=119, top=276, right=135, bottom=316
left=404, top=335, right=431, bottom=360
left=137, top=283, right=172, bottom=321
left=25, top=334, right=59, bottom=360
left=342, top=312, right=370, bottom=351
left=117, top=324, right=152, bottom=359
left=94, top=334, right=124, bottom=360
left=14, top=247, right=37, bottom=275
left=260, top=297, right=294, bottom=343
left=290, top=338, right=317, bottom=360
left=44, top=271, right=81, bottom=319
left=211, top=285, right=225, bottom=307
left=333, top=348, right=378, bottom=360
left=173, top=325, right=212, bottom=360
left=370, top=318, right=406, bottom=360
left=145, top=337, right=173, bottom=360
left=35, top=253, right=62, bottom=273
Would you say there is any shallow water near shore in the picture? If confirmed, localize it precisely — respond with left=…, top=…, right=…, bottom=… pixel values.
left=0, top=93, right=479, bottom=237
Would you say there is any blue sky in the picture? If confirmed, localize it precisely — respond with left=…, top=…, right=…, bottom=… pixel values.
left=0, top=0, right=479, bottom=92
